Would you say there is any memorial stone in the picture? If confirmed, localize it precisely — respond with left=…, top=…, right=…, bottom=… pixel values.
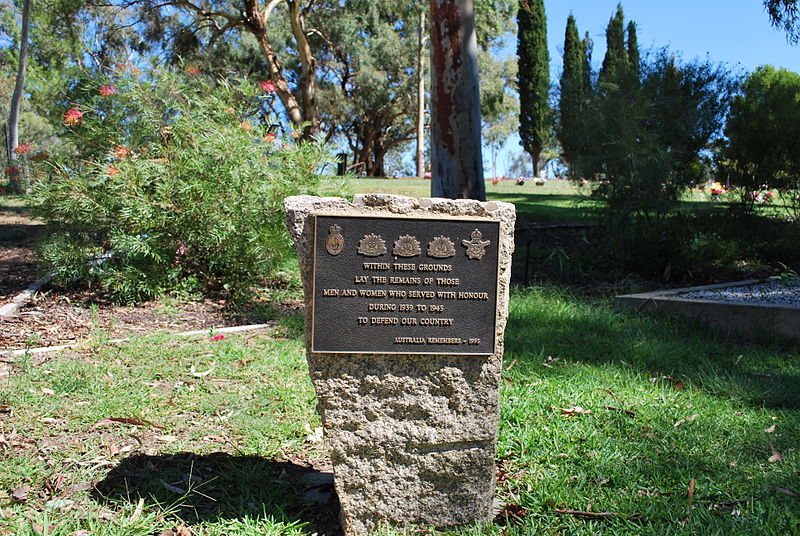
left=284, top=194, right=515, bottom=535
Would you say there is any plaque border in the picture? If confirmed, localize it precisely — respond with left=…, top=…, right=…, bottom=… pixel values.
left=310, top=213, right=502, bottom=356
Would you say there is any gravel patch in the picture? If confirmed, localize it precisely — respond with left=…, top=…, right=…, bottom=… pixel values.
left=679, top=279, right=800, bottom=307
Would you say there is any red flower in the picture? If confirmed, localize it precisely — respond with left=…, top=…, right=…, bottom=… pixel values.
left=6, top=166, right=18, bottom=175
left=187, top=65, right=200, bottom=76
left=114, top=146, right=129, bottom=159
left=64, top=108, right=84, bottom=126
left=210, top=334, right=225, bottom=341
left=13, top=143, right=32, bottom=155
left=260, top=80, right=277, bottom=93
left=99, top=85, right=117, bottom=97
left=106, top=165, right=120, bottom=176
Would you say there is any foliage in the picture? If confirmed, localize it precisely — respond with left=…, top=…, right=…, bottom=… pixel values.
left=626, top=20, right=640, bottom=82
left=599, top=3, right=628, bottom=87
left=31, top=68, right=328, bottom=303
left=516, top=0, right=551, bottom=177
left=558, top=14, right=585, bottom=169
left=481, top=53, right=518, bottom=178
left=571, top=49, right=736, bottom=260
left=721, top=65, right=800, bottom=222
left=764, top=0, right=800, bottom=43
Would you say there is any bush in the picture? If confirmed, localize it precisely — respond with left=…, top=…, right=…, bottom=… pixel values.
left=32, top=67, right=329, bottom=303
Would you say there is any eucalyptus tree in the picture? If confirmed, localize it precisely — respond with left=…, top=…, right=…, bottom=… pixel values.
left=764, top=0, right=800, bottom=43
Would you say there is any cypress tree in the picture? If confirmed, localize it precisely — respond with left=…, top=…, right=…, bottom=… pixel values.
left=582, top=31, right=593, bottom=95
left=559, top=14, right=584, bottom=167
left=517, top=0, right=550, bottom=177
left=599, top=3, right=627, bottom=86
left=627, top=20, right=640, bottom=84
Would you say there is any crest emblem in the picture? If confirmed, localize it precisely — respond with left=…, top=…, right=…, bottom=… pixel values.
left=427, top=236, right=456, bottom=258
left=357, top=233, right=387, bottom=256
left=462, top=229, right=491, bottom=260
left=393, top=235, right=422, bottom=257
left=326, top=224, right=344, bottom=255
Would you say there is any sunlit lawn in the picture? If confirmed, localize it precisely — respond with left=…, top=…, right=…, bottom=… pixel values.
left=1, top=285, right=798, bottom=535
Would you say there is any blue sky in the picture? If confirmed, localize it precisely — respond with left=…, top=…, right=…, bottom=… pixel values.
left=490, top=0, right=800, bottom=177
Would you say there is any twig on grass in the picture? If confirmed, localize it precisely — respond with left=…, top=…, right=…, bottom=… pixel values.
left=553, top=509, right=645, bottom=522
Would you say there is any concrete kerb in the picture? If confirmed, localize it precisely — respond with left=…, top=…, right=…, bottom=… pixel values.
left=616, top=279, right=800, bottom=342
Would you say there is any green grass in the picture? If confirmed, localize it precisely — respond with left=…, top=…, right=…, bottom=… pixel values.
left=1, top=288, right=798, bottom=535
left=319, top=178, right=595, bottom=223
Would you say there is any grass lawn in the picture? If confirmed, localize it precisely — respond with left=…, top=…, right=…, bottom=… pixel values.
left=1, top=285, right=798, bottom=535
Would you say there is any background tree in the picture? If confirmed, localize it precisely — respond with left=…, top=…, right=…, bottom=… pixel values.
left=627, top=20, right=640, bottom=82
left=481, top=53, right=518, bottom=179
left=558, top=14, right=584, bottom=171
left=517, top=0, right=550, bottom=178
left=599, top=3, right=627, bottom=86
left=5, top=0, right=31, bottom=193
left=429, top=0, right=485, bottom=199
left=722, top=65, right=800, bottom=221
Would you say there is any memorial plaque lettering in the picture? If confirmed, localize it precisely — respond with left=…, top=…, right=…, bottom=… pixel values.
left=311, top=215, right=500, bottom=354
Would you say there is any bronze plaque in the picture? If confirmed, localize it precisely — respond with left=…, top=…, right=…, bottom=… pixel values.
left=311, top=215, right=500, bottom=355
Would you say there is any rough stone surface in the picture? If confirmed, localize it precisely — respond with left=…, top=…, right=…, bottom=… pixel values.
left=284, top=194, right=515, bottom=535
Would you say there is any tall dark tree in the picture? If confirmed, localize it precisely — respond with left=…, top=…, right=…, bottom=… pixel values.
left=627, top=20, right=640, bottom=83
left=517, top=0, right=550, bottom=177
left=559, top=14, right=584, bottom=168
left=582, top=31, right=594, bottom=94
left=599, top=3, right=627, bottom=86
left=429, top=0, right=485, bottom=199
left=764, top=0, right=800, bottom=43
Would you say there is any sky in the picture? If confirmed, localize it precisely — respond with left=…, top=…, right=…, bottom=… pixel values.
left=490, top=0, right=800, bottom=177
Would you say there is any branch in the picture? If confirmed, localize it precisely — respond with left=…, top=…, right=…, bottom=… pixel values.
left=263, top=0, right=283, bottom=23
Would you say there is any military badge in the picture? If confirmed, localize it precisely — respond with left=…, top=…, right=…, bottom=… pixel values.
left=462, top=229, right=490, bottom=260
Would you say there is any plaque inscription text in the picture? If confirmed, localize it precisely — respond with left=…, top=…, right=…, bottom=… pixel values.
left=311, top=215, right=500, bottom=354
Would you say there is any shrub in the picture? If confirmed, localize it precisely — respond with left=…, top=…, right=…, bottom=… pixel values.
left=32, top=67, right=329, bottom=303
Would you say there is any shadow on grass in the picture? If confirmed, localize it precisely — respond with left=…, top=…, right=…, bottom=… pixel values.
left=489, top=193, right=592, bottom=223
left=92, top=452, right=341, bottom=535
left=504, top=287, right=800, bottom=409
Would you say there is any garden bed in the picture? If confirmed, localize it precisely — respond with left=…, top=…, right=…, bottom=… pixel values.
left=616, top=279, right=800, bottom=342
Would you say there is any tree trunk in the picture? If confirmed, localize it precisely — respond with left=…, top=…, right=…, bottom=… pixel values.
left=243, top=0, right=316, bottom=136
left=416, top=9, right=426, bottom=179
left=429, top=0, right=485, bottom=200
left=6, top=0, right=32, bottom=194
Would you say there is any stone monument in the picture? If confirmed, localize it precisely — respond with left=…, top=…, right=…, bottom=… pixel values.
left=284, top=194, right=515, bottom=535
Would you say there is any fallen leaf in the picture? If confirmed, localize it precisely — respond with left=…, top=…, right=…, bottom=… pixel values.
left=130, top=497, right=145, bottom=521
left=559, top=406, right=592, bottom=417
left=41, top=387, right=55, bottom=396
left=768, top=451, right=783, bottom=463
left=0, top=405, right=10, bottom=414
left=155, top=435, right=178, bottom=443
left=774, top=486, right=798, bottom=497
left=189, top=365, right=213, bottom=378
left=674, top=414, right=699, bottom=427
left=688, top=478, right=695, bottom=500
left=674, top=381, right=684, bottom=390
left=10, top=485, right=31, bottom=502
left=303, top=423, right=324, bottom=443
left=70, top=531, right=91, bottom=536
left=765, top=424, right=776, bottom=434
